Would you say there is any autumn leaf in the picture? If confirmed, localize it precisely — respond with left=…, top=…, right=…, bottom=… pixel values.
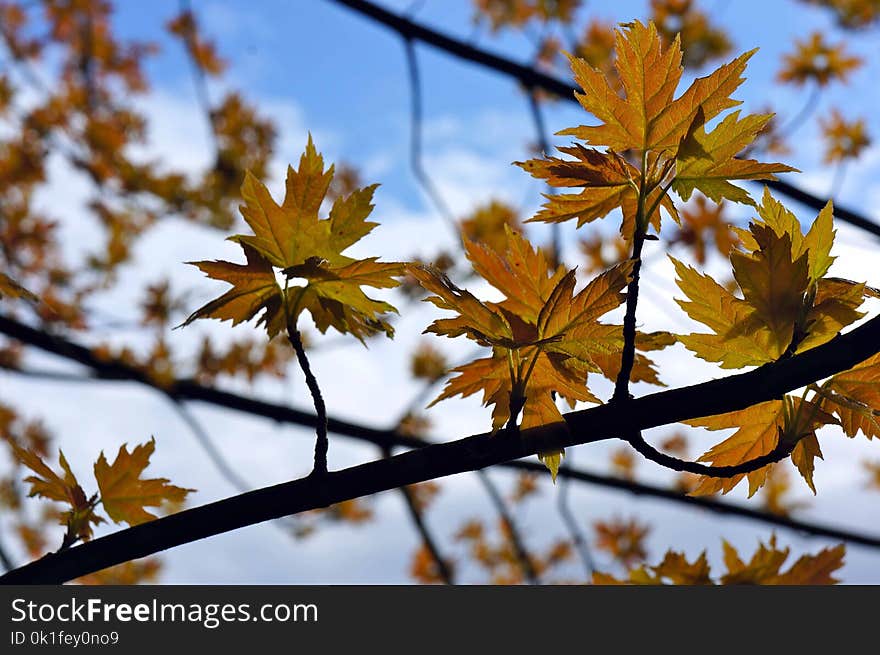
left=721, top=536, right=845, bottom=584
left=183, top=136, right=404, bottom=341
left=594, top=516, right=650, bottom=565
left=817, top=352, right=880, bottom=440
left=411, top=228, right=632, bottom=477
left=673, top=110, right=798, bottom=205
left=517, top=20, right=791, bottom=236
left=728, top=223, right=810, bottom=355
left=685, top=395, right=836, bottom=497
left=674, top=189, right=873, bottom=365
left=12, top=444, right=103, bottom=542
left=459, top=200, right=522, bottom=252
left=185, top=243, right=285, bottom=337
left=94, top=437, right=193, bottom=526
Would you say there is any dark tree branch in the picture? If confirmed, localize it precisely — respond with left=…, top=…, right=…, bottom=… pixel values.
left=3, top=313, right=879, bottom=583
left=3, top=358, right=878, bottom=551
left=476, top=470, right=539, bottom=584
left=3, top=314, right=880, bottom=549
left=327, top=0, right=880, bottom=240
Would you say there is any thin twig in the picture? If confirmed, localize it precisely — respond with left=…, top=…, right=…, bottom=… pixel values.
left=625, top=430, right=797, bottom=477
left=779, top=85, right=822, bottom=138
left=382, top=446, right=454, bottom=584
left=525, top=87, right=561, bottom=264
left=177, top=0, right=219, bottom=152
left=556, top=452, right=594, bottom=579
left=477, top=470, right=540, bottom=584
left=402, top=37, right=462, bottom=248
left=287, top=325, right=329, bottom=476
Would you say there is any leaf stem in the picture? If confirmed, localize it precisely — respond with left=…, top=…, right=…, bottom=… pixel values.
left=287, top=321, right=329, bottom=476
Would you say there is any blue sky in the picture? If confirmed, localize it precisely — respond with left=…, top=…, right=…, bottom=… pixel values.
left=3, top=0, right=880, bottom=583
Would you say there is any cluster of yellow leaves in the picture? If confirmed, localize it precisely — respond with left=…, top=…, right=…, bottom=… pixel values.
left=777, top=32, right=862, bottom=87
left=518, top=21, right=792, bottom=236
left=673, top=189, right=880, bottom=496
left=410, top=227, right=636, bottom=477
left=11, top=438, right=192, bottom=550
left=672, top=190, right=856, bottom=366
left=594, top=536, right=845, bottom=584
left=820, top=109, right=872, bottom=164
left=183, top=137, right=404, bottom=342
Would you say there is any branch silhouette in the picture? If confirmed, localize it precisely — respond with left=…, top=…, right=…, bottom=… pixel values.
left=2, top=313, right=880, bottom=552
left=3, top=313, right=879, bottom=583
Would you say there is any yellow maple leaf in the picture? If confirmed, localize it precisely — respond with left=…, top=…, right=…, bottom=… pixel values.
left=94, top=437, right=193, bottom=526
left=818, top=352, right=880, bottom=440
left=183, top=136, right=404, bottom=342
left=12, top=445, right=103, bottom=542
left=185, top=244, right=285, bottom=336
left=673, top=111, right=798, bottom=205
left=675, top=189, right=873, bottom=365
left=517, top=20, right=791, bottom=232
